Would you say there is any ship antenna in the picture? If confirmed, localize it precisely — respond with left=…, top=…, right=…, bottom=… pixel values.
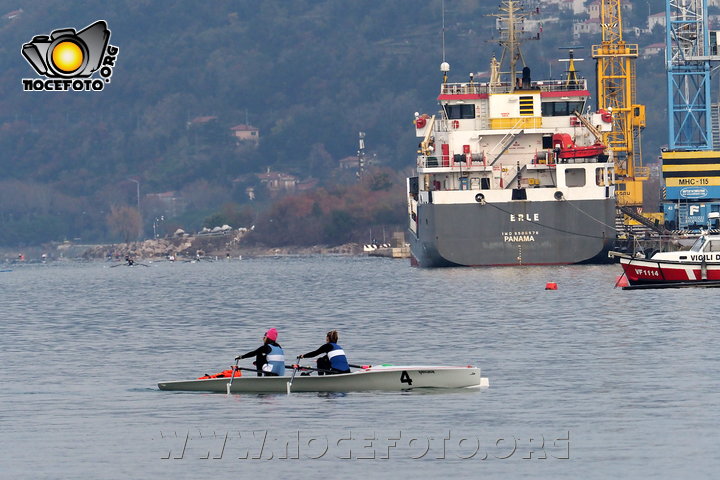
left=558, top=46, right=584, bottom=88
left=441, top=0, right=445, bottom=63
left=491, top=1, right=539, bottom=89
left=440, top=0, right=449, bottom=84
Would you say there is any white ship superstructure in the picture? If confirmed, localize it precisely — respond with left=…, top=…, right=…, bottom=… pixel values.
left=407, top=1, right=617, bottom=267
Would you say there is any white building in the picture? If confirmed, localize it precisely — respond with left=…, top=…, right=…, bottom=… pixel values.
left=573, top=18, right=601, bottom=39
left=648, top=12, right=665, bottom=32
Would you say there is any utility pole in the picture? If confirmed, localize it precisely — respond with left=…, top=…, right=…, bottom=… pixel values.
left=357, top=131, right=366, bottom=179
left=128, top=178, right=140, bottom=213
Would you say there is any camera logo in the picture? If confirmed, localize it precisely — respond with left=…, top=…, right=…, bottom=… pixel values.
left=21, top=20, right=119, bottom=92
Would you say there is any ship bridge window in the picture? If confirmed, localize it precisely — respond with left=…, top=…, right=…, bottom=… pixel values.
left=444, top=104, right=475, bottom=119
left=565, top=168, right=586, bottom=187
left=708, top=240, right=720, bottom=252
left=541, top=101, right=585, bottom=117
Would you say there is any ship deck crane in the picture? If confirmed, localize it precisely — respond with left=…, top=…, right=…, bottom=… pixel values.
left=591, top=0, right=648, bottom=209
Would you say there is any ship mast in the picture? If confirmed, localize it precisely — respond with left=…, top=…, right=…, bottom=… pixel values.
left=492, top=1, right=531, bottom=88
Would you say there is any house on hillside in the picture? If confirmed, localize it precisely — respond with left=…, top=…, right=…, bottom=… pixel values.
left=338, top=156, right=358, bottom=171
left=648, top=12, right=665, bottom=32
left=230, top=124, right=259, bottom=145
left=573, top=17, right=601, bottom=38
left=573, top=1, right=637, bottom=38
left=539, top=0, right=584, bottom=14
left=256, top=169, right=298, bottom=197
left=642, top=43, right=664, bottom=59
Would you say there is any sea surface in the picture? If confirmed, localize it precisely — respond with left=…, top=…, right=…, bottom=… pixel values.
left=1, top=255, right=718, bottom=479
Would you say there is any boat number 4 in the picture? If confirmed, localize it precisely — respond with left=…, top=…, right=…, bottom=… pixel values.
left=400, top=370, right=413, bottom=386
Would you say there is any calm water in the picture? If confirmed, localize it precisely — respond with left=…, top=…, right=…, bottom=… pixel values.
left=1, top=256, right=718, bottom=478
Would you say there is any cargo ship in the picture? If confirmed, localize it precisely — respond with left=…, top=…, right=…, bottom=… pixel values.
left=406, top=0, right=617, bottom=267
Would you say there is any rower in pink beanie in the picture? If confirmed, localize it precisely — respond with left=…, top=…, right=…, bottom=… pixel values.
left=264, top=328, right=278, bottom=341
left=235, top=327, right=284, bottom=376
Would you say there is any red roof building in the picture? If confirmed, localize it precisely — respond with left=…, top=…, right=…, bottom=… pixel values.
left=230, top=124, right=260, bottom=144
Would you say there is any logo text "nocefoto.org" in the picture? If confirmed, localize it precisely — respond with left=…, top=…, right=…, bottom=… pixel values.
left=21, top=20, right=119, bottom=92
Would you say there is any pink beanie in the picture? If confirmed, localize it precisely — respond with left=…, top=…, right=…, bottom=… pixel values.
left=265, top=328, right=278, bottom=341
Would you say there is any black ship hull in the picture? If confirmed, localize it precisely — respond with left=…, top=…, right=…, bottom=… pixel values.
left=409, top=198, right=616, bottom=267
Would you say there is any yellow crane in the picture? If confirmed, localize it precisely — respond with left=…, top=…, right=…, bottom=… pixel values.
left=591, top=0, right=648, bottom=208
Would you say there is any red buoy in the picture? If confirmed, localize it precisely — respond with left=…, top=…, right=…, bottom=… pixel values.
left=545, top=282, right=558, bottom=290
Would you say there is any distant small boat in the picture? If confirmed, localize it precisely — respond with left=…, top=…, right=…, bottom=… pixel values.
left=363, top=243, right=391, bottom=252
left=610, top=234, right=720, bottom=288
left=158, top=365, right=488, bottom=393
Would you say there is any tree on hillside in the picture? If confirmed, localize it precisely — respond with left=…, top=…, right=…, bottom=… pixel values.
left=106, top=206, right=142, bottom=244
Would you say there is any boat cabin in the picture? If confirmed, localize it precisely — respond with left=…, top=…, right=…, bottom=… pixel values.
left=652, top=235, right=720, bottom=263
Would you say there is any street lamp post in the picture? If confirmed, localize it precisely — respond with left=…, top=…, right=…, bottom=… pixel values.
left=153, top=216, right=164, bottom=238
left=128, top=178, right=140, bottom=213
left=127, top=178, right=142, bottom=241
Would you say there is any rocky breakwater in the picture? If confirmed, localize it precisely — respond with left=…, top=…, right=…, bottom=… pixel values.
left=78, top=228, right=364, bottom=260
left=81, top=237, right=194, bottom=260
left=80, top=228, right=249, bottom=260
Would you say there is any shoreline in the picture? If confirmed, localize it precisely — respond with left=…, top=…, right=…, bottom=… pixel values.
left=1, top=236, right=365, bottom=263
left=1, top=228, right=410, bottom=263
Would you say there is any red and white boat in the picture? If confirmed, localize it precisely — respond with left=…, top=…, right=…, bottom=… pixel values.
left=610, top=234, right=720, bottom=288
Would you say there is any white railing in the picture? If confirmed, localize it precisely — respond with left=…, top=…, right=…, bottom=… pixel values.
left=440, top=79, right=588, bottom=96
left=417, top=155, right=488, bottom=169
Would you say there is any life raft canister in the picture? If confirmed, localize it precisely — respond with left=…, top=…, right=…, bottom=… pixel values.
left=197, top=368, right=242, bottom=379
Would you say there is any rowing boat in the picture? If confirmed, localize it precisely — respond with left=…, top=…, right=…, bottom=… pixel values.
left=157, top=365, right=489, bottom=393
left=158, top=365, right=488, bottom=393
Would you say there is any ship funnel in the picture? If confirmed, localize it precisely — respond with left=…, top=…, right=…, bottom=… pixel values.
left=522, top=66, right=531, bottom=89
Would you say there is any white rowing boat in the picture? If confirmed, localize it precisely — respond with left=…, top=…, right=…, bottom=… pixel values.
left=158, top=365, right=489, bottom=393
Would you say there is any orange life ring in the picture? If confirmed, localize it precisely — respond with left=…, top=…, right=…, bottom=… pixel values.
left=452, top=120, right=460, bottom=129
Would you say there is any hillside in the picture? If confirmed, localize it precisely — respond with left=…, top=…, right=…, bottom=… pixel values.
left=0, top=0, right=672, bottom=246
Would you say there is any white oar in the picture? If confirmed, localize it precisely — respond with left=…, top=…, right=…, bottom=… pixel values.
left=286, top=363, right=299, bottom=394
left=227, top=359, right=239, bottom=395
